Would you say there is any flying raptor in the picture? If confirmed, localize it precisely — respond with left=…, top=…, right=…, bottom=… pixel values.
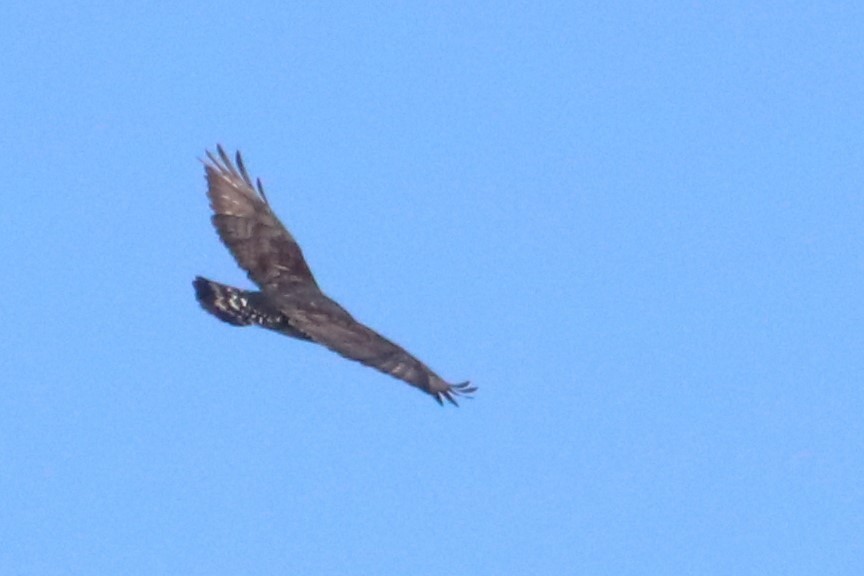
left=193, top=145, right=475, bottom=405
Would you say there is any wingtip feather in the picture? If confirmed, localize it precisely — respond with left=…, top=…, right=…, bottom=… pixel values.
left=203, top=144, right=269, bottom=204
left=435, top=380, right=476, bottom=407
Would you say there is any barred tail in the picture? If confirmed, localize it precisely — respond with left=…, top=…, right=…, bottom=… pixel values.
left=193, top=276, right=256, bottom=327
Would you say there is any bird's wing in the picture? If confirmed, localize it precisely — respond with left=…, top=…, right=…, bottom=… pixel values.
left=288, top=300, right=475, bottom=406
left=203, top=145, right=317, bottom=291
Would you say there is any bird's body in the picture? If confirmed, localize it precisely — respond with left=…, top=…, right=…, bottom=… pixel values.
left=194, top=146, right=474, bottom=405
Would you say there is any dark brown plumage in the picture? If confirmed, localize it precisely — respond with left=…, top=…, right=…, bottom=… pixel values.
left=194, top=145, right=475, bottom=405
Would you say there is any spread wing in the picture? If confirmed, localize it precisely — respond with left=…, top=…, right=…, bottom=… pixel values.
left=287, top=298, right=476, bottom=406
left=203, top=145, right=317, bottom=292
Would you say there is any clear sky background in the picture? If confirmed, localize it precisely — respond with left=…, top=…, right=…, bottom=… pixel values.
left=2, top=2, right=862, bottom=574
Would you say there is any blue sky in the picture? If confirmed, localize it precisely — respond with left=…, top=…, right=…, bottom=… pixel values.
left=2, top=2, right=862, bottom=574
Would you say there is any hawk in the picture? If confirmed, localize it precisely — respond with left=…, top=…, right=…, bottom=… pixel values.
left=193, top=145, right=475, bottom=405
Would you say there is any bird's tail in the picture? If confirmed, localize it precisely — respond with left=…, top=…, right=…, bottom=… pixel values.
left=193, top=276, right=257, bottom=327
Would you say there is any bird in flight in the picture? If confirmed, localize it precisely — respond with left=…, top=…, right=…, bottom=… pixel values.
left=193, top=145, right=475, bottom=405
